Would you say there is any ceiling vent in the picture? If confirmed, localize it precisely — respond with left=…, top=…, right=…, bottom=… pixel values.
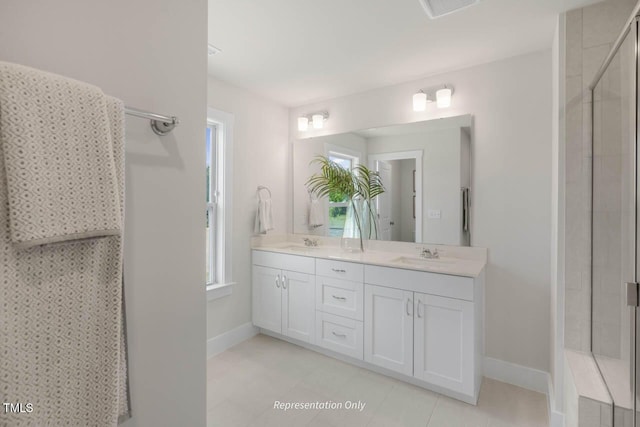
left=418, top=0, right=481, bottom=19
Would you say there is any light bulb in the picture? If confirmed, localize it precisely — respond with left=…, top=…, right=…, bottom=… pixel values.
left=436, top=88, right=452, bottom=108
left=312, top=114, right=324, bottom=129
left=413, top=92, right=427, bottom=112
left=298, top=116, right=309, bottom=132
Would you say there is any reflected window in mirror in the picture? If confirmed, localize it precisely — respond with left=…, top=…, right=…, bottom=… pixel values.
left=327, top=151, right=359, bottom=237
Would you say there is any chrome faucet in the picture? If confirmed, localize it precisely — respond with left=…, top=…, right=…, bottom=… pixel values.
left=420, top=248, right=439, bottom=259
left=303, top=237, right=319, bottom=247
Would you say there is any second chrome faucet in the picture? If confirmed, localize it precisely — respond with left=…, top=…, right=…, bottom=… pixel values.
left=303, top=237, right=319, bottom=247
left=420, top=247, right=439, bottom=259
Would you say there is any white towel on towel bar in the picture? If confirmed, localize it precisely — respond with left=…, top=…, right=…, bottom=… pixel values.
left=254, top=198, right=274, bottom=234
left=0, top=61, right=129, bottom=426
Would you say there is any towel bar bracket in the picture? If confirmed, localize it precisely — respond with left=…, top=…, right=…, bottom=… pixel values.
left=124, top=106, right=179, bottom=136
left=150, top=117, right=179, bottom=136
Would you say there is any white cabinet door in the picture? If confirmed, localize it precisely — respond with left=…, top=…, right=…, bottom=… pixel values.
left=414, top=293, right=474, bottom=394
left=364, top=284, right=413, bottom=376
left=252, top=265, right=282, bottom=333
left=282, top=271, right=315, bottom=344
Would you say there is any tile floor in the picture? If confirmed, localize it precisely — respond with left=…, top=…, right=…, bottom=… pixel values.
left=207, top=334, right=548, bottom=427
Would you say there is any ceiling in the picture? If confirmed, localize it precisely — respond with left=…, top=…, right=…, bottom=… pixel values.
left=208, top=0, right=601, bottom=107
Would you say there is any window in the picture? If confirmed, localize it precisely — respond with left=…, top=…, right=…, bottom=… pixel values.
left=206, top=108, right=234, bottom=300
left=327, top=151, right=358, bottom=237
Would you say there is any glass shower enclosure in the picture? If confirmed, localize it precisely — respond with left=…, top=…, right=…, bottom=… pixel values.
left=591, top=9, right=640, bottom=426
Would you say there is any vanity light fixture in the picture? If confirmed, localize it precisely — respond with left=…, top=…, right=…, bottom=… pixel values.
left=312, top=114, right=324, bottom=129
left=412, top=91, right=430, bottom=112
left=298, top=116, right=309, bottom=132
left=436, top=86, right=453, bottom=108
left=297, top=111, right=329, bottom=132
left=413, top=85, right=454, bottom=111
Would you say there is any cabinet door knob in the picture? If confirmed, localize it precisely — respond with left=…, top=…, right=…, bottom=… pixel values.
left=275, top=275, right=280, bottom=288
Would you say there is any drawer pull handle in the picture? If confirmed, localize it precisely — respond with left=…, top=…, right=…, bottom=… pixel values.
left=332, top=331, right=347, bottom=338
left=275, top=276, right=280, bottom=288
left=331, top=268, right=346, bottom=273
left=417, top=299, right=423, bottom=318
left=282, top=275, right=287, bottom=289
left=406, top=298, right=412, bottom=316
left=332, top=295, right=347, bottom=301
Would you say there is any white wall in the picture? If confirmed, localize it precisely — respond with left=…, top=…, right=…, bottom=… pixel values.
left=0, top=1, right=208, bottom=425
left=207, top=77, right=289, bottom=338
left=289, top=50, right=553, bottom=372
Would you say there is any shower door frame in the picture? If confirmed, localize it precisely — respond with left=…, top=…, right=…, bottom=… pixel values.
left=589, top=10, right=640, bottom=427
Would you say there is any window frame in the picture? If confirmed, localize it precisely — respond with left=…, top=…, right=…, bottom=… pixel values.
left=206, top=108, right=235, bottom=301
left=325, top=145, right=361, bottom=236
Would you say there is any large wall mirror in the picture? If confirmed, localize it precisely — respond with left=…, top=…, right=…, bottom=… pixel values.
left=292, top=114, right=472, bottom=246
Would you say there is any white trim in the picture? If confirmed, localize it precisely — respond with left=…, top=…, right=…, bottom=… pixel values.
left=206, top=108, right=234, bottom=288
left=324, top=143, right=362, bottom=163
left=483, top=356, right=549, bottom=394
left=484, top=357, right=565, bottom=426
left=206, top=282, right=235, bottom=301
left=206, top=322, right=258, bottom=358
left=368, top=150, right=423, bottom=242
left=547, top=374, right=565, bottom=427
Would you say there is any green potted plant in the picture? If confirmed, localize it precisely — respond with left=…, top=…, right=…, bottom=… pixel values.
left=306, top=156, right=385, bottom=252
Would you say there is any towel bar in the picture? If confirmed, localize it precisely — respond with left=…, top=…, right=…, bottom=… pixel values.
left=125, top=106, right=179, bottom=136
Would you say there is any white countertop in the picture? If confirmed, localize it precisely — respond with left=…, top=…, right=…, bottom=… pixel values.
left=252, top=238, right=486, bottom=278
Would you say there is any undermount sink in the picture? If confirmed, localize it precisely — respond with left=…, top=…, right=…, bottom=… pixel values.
left=392, top=256, right=457, bottom=267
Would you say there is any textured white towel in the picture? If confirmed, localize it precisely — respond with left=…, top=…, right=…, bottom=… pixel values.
left=0, top=62, right=129, bottom=426
left=0, top=62, right=122, bottom=248
left=308, top=197, right=324, bottom=228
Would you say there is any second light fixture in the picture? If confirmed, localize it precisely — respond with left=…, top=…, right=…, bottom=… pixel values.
left=298, top=111, right=329, bottom=132
left=413, top=86, right=454, bottom=111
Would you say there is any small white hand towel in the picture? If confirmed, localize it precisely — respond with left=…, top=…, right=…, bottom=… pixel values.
left=308, top=198, right=324, bottom=228
left=254, top=198, right=274, bottom=234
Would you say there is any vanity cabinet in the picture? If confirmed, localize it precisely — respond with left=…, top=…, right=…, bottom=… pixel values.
left=364, top=285, right=475, bottom=395
left=364, top=265, right=482, bottom=400
left=252, top=248, right=484, bottom=404
left=252, top=251, right=316, bottom=344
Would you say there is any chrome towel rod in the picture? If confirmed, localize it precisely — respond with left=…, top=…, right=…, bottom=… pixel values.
left=125, top=106, right=179, bottom=136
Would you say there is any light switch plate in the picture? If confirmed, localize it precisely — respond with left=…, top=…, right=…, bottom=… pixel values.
left=428, top=209, right=441, bottom=219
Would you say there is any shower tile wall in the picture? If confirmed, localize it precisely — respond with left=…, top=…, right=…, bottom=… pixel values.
left=564, top=0, right=637, bottom=353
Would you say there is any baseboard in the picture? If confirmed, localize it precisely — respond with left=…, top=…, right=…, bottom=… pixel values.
left=206, top=322, right=258, bottom=358
left=483, top=356, right=549, bottom=394
left=484, top=357, right=564, bottom=426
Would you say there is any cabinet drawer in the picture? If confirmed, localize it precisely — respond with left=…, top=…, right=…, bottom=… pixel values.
left=316, top=277, right=364, bottom=321
left=316, top=259, right=363, bottom=282
left=315, top=312, right=363, bottom=360
left=252, top=250, right=315, bottom=274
